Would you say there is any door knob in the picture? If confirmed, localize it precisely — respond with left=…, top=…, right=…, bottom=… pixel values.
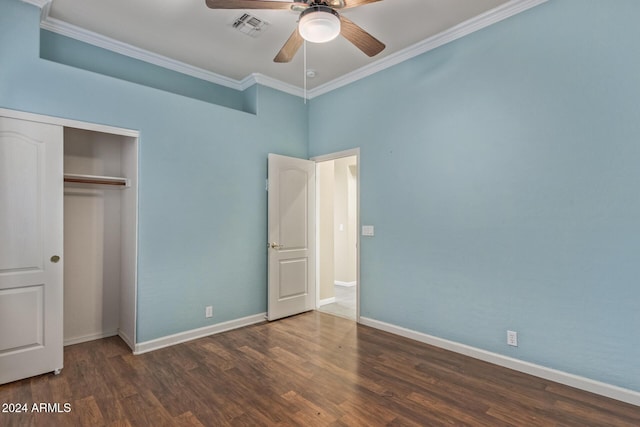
left=269, top=242, right=284, bottom=249
left=50, top=255, right=60, bottom=263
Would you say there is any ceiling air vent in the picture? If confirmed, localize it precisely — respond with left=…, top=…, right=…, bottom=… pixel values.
left=232, top=13, right=269, bottom=38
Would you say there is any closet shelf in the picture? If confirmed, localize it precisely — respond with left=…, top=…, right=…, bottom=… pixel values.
left=64, top=173, right=129, bottom=188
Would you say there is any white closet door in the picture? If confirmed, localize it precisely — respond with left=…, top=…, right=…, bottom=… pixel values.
left=0, top=116, right=63, bottom=384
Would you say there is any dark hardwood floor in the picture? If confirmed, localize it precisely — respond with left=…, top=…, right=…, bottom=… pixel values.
left=1, top=311, right=639, bottom=426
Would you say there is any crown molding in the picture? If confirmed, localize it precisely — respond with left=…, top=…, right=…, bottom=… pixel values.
left=306, top=0, right=548, bottom=98
left=31, top=0, right=546, bottom=100
left=37, top=14, right=307, bottom=97
left=241, top=74, right=304, bottom=98
left=21, top=0, right=51, bottom=8
left=39, top=16, right=247, bottom=91
left=21, top=0, right=52, bottom=21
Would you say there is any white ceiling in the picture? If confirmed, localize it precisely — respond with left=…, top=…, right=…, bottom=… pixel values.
left=40, top=0, right=537, bottom=93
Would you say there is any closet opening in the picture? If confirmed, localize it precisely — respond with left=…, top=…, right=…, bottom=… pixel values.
left=63, top=127, right=137, bottom=350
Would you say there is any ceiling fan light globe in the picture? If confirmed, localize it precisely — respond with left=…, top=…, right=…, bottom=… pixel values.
left=298, top=7, right=341, bottom=43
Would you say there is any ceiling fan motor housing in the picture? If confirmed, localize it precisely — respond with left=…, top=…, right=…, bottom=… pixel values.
left=298, top=4, right=341, bottom=43
left=301, top=0, right=345, bottom=7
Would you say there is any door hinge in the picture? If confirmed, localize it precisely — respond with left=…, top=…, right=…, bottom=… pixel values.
left=265, top=178, right=269, bottom=191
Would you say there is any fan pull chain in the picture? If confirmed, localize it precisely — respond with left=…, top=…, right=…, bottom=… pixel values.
left=303, top=40, right=307, bottom=104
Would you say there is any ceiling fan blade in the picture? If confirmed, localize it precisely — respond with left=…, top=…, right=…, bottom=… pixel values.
left=274, top=28, right=304, bottom=63
left=205, top=0, right=305, bottom=10
left=339, top=15, right=385, bottom=57
left=341, top=0, right=382, bottom=10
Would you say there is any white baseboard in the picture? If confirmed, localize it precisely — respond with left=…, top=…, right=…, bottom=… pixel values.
left=134, top=313, right=266, bottom=355
left=64, top=330, right=118, bottom=346
left=319, top=297, right=336, bottom=306
left=359, top=317, right=640, bottom=407
left=335, top=281, right=356, bottom=287
left=118, top=329, right=135, bottom=351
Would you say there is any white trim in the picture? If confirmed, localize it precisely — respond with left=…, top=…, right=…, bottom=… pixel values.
left=335, top=280, right=356, bottom=287
left=28, top=0, right=546, bottom=99
left=0, top=108, right=140, bottom=137
left=37, top=15, right=307, bottom=97
left=359, top=317, right=640, bottom=407
left=21, top=0, right=52, bottom=21
left=311, top=148, right=360, bottom=163
left=306, top=0, right=548, bottom=98
left=39, top=17, right=248, bottom=92
left=64, top=330, right=118, bottom=346
left=118, top=329, right=135, bottom=351
left=20, top=0, right=50, bottom=8
left=319, top=297, right=336, bottom=306
left=134, top=313, right=266, bottom=355
left=242, top=73, right=304, bottom=98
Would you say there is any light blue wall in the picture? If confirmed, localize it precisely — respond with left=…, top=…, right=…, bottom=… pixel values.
left=0, top=0, right=308, bottom=342
left=309, top=0, right=640, bottom=392
left=40, top=30, right=250, bottom=112
left=3, top=0, right=639, bottom=394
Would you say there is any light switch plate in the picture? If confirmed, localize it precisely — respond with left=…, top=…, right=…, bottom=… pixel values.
left=362, top=225, right=374, bottom=236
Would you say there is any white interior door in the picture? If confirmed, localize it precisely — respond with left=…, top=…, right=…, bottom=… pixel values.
left=267, top=154, right=316, bottom=321
left=0, top=116, right=63, bottom=384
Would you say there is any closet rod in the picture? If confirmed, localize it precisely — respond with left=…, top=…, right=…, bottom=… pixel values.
left=64, top=177, right=126, bottom=186
left=63, top=173, right=129, bottom=187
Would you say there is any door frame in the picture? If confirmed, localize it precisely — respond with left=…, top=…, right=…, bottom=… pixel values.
left=311, top=148, right=360, bottom=322
left=0, top=107, right=139, bottom=349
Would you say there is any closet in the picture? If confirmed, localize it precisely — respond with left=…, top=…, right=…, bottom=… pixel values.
left=63, top=127, right=137, bottom=350
left=1, top=111, right=137, bottom=384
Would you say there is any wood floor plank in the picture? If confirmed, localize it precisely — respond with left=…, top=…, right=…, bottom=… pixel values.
left=173, top=411, right=205, bottom=427
left=105, top=420, right=133, bottom=427
left=1, top=311, right=639, bottom=426
left=75, top=395, right=106, bottom=426
left=281, top=390, right=338, bottom=425
left=93, top=396, right=127, bottom=425
left=48, top=374, right=73, bottom=404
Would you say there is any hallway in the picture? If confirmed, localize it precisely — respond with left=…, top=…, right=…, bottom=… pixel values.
left=318, top=284, right=356, bottom=320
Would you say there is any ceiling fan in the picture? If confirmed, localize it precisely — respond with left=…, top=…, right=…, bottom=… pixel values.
left=205, top=0, right=386, bottom=63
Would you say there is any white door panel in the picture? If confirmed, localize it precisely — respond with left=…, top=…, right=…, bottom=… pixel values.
left=0, top=116, right=63, bottom=384
left=279, top=258, right=308, bottom=298
left=0, top=285, right=44, bottom=352
left=0, top=135, right=41, bottom=271
left=279, top=168, right=308, bottom=249
left=267, top=154, right=315, bottom=321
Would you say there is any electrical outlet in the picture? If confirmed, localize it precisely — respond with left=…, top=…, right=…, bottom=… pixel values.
left=205, top=306, right=213, bottom=318
left=507, top=330, right=518, bottom=347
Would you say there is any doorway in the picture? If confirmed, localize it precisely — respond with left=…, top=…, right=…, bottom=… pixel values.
left=314, top=150, right=359, bottom=321
left=0, top=109, right=138, bottom=384
left=63, top=127, right=138, bottom=349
